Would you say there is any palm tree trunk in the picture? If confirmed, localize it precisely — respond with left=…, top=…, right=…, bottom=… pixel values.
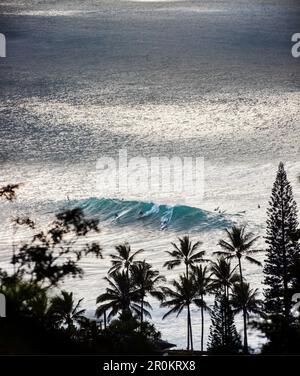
left=141, top=296, right=144, bottom=326
left=185, top=263, right=189, bottom=279
left=221, top=302, right=225, bottom=346
left=224, top=286, right=228, bottom=343
left=238, top=257, right=248, bottom=354
left=187, top=304, right=193, bottom=351
left=190, top=320, right=193, bottom=351
left=187, top=307, right=190, bottom=350
left=242, top=306, right=248, bottom=354
left=201, top=296, right=204, bottom=352
left=104, top=310, right=107, bottom=330
left=12, top=224, right=16, bottom=274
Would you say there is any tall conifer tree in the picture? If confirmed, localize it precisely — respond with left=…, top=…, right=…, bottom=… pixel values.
left=263, top=162, right=299, bottom=350
left=207, top=292, right=241, bottom=354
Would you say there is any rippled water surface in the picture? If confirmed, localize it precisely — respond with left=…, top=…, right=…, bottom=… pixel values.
left=0, top=0, right=300, bottom=350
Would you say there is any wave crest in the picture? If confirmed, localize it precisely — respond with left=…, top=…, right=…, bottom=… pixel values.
left=77, top=198, right=231, bottom=232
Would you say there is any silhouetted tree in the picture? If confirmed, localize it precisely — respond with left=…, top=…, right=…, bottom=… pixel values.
left=231, top=281, right=262, bottom=351
left=291, top=256, right=300, bottom=295
left=192, top=265, right=213, bottom=351
left=0, top=275, right=44, bottom=318
left=210, top=256, right=239, bottom=301
left=99, top=314, right=162, bottom=354
left=28, top=288, right=56, bottom=326
left=78, top=318, right=102, bottom=345
left=12, top=208, right=102, bottom=288
left=108, top=243, right=144, bottom=279
left=50, top=290, right=86, bottom=337
left=210, top=257, right=239, bottom=351
left=231, top=282, right=262, bottom=318
left=263, top=162, right=299, bottom=352
left=96, top=272, right=147, bottom=321
left=163, top=236, right=205, bottom=279
left=131, top=261, right=165, bottom=325
left=214, top=226, right=261, bottom=353
left=161, top=275, right=197, bottom=351
left=207, top=292, right=241, bottom=354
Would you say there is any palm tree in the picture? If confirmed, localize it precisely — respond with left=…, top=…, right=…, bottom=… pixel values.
left=210, top=257, right=239, bottom=352
left=131, top=261, right=166, bottom=325
left=96, top=271, right=150, bottom=322
left=215, top=226, right=261, bottom=273
left=210, top=256, right=239, bottom=301
left=106, top=242, right=142, bottom=327
left=29, top=289, right=55, bottom=326
left=214, top=225, right=261, bottom=353
left=192, top=265, right=214, bottom=352
left=231, top=282, right=262, bottom=323
left=108, top=243, right=144, bottom=279
left=50, top=290, right=86, bottom=336
left=163, top=236, right=205, bottom=278
left=161, top=275, right=197, bottom=351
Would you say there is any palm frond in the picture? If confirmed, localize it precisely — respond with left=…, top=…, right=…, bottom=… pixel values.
left=245, top=256, right=262, bottom=266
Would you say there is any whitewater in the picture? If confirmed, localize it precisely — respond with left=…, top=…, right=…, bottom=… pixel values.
left=0, top=0, right=300, bottom=350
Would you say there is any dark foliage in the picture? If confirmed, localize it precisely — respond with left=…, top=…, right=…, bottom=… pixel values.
left=207, top=292, right=241, bottom=354
left=262, top=162, right=299, bottom=352
left=12, top=208, right=102, bottom=288
left=95, top=314, right=161, bottom=354
left=0, top=183, right=20, bottom=201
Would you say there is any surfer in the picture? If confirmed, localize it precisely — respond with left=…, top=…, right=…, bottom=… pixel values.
left=160, top=218, right=168, bottom=231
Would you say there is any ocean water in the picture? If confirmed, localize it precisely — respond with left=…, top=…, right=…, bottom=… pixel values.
left=0, top=0, right=300, bottom=351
